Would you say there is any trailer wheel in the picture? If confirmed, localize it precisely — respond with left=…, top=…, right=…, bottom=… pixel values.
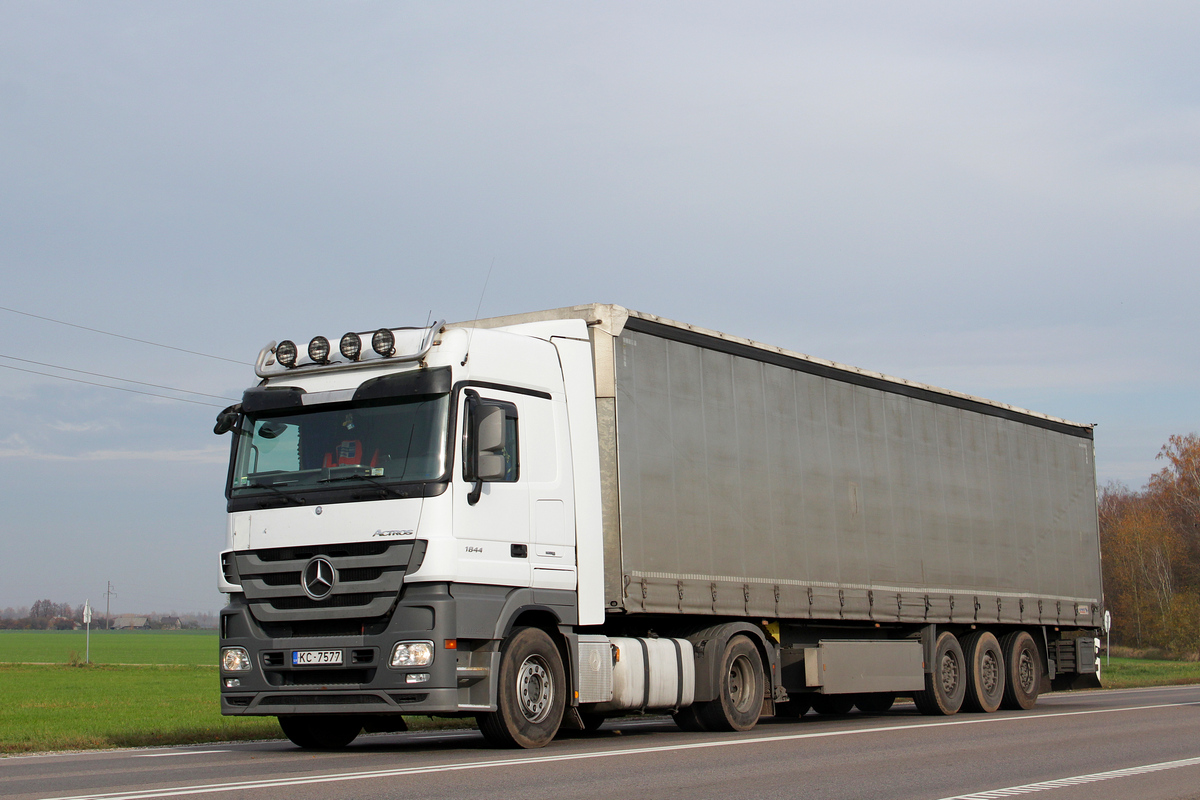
left=999, top=631, right=1041, bottom=710
left=278, top=715, right=361, bottom=749
left=672, top=704, right=709, bottom=732
left=774, top=698, right=811, bottom=718
left=961, top=631, right=1005, bottom=713
left=696, top=635, right=764, bottom=732
left=913, top=631, right=966, bottom=715
left=811, top=694, right=855, bottom=715
left=853, top=693, right=896, bottom=715
left=476, top=626, right=566, bottom=748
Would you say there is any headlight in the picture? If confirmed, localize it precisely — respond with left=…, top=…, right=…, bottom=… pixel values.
left=276, top=340, right=298, bottom=369
left=340, top=332, right=362, bottom=361
left=222, top=647, right=252, bottom=672
left=372, top=328, right=396, bottom=357
left=308, top=336, right=331, bottom=365
left=390, top=641, right=434, bottom=667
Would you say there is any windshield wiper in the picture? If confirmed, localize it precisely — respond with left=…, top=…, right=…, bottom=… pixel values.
left=319, top=473, right=406, bottom=499
left=245, top=481, right=305, bottom=505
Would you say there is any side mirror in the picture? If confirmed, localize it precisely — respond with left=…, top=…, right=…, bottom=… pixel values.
left=213, top=405, right=242, bottom=435
left=475, top=405, right=507, bottom=480
left=466, top=402, right=509, bottom=504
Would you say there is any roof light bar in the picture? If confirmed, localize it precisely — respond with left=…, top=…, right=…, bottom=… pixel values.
left=254, top=320, right=445, bottom=379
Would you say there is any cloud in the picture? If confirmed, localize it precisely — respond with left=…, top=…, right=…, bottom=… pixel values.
left=0, top=436, right=227, bottom=464
left=45, top=420, right=110, bottom=433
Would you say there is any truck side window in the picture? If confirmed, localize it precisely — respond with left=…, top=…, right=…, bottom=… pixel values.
left=465, top=399, right=519, bottom=482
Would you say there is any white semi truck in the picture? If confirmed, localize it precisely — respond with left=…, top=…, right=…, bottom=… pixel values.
left=214, top=304, right=1103, bottom=749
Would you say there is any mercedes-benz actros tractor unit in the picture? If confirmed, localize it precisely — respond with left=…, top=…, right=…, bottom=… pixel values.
left=214, top=304, right=1103, bottom=749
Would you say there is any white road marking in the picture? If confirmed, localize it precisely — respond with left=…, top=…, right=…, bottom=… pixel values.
left=38, top=700, right=1200, bottom=800
left=936, top=755, right=1200, bottom=799
left=132, top=751, right=230, bottom=758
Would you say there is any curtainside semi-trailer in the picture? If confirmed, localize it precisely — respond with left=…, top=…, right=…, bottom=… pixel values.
left=213, top=304, right=1103, bottom=749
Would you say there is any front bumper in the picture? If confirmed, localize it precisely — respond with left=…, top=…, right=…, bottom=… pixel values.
left=220, top=582, right=474, bottom=716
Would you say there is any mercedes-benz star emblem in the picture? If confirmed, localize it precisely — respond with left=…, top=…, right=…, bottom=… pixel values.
left=302, top=557, right=336, bottom=600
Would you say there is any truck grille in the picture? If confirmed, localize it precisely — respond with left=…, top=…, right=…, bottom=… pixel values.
left=259, top=694, right=387, bottom=706
left=234, top=540, right=426, bottom=624
left=265, top=668, right=375, bottom=686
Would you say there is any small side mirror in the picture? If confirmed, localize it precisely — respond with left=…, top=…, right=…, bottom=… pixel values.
left=477, top=452, right=507, bottom=481
left=213, top=405, right=241, bottom=435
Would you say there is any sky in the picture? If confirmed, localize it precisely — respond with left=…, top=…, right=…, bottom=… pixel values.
left=1, top=2, right=1196, bottom=614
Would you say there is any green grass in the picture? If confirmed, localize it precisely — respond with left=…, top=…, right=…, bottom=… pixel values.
left=0, top=664, right=280, bottom=754
left=1097, top=656, right=1200, bottom=689
left=0, top=630, right=216, bottom=666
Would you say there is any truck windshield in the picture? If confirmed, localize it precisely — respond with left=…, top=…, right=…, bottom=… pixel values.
left=230, top=394, right=450, bottom=497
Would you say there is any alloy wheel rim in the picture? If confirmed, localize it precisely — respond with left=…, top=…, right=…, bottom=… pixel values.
left=517, top=655, right=553, bottom=723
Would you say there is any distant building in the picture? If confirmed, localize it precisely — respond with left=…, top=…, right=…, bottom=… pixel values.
left=112, top=616, right=150, bottom=630
left=160, top=616, right=182, bottom=630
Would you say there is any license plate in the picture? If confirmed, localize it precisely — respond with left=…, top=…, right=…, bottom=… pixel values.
left=292, top=649, right=343, bottom=666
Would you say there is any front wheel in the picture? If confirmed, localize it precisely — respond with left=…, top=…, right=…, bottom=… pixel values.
left=278, top=715, right=361, bottom=749
left=696, top=635, right=764, bottom=732
left=476, top=627, right=566, bottom=749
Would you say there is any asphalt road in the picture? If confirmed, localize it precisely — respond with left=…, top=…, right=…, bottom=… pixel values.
left=5, top=685, right=1200, bottom=800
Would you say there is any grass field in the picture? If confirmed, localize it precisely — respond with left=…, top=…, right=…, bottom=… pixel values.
left=0, top=629, right=217, bottom=666
left=0, top=664, right=281, bottom=754
left=1096, top=656, right=1200, bottom=689
left=2, top=631, right=1198, bottom=754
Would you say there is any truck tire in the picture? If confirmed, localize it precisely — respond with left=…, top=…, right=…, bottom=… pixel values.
left=999, top=631, right=1041, bottom=710
left=696, top=635, right=764, bottom=732
left=278, top=715, right=362, bottom=749
left=672, top=704, right=709, bottom=731
left=961, top=631, right=1005, bottom=713
left=774, top=698, right=811, bottom=719
left=913, top=631, right=966, bottom=716
left=811, top=694, right=855, bottom=715
left=476, top=627, right=566, bottom=748
left=853, top=693, right=896, bottom=715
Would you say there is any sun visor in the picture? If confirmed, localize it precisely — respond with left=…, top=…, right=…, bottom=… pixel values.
left=353, top=366, right=452, bottom=402
left=241, top=386, right=307, bottom=414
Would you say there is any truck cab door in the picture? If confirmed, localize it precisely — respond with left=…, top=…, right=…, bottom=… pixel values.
left=454, top=389, right=531, bottom=587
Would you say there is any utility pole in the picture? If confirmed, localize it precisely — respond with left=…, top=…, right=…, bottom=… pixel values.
left=104, top=582, right=117, bottom=631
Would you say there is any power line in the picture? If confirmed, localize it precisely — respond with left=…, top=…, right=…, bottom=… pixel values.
left=0, top=305, right=251, bottom=366
left=0, top=354, right=238, bottom=402
left=0, top=363, right=228, bottom=407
